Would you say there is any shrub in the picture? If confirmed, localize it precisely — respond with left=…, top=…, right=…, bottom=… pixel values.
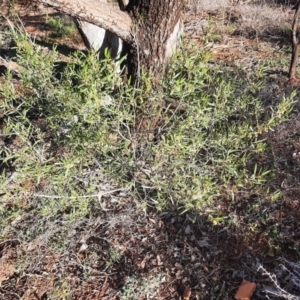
left=46, top=15, right=77, bottom=38
left=0, top=29, right=294, bottom=232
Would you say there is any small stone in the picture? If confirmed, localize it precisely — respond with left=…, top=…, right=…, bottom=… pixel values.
left=234, top=280, right=256, bottom=300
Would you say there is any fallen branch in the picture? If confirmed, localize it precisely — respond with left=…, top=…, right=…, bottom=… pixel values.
left=35, top=0, right=132, bottom=42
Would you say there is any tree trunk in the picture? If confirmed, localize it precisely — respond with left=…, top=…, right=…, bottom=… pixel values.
left=289, top=44, right=300, bottom=79
left=126, top=0, right=183, bottom=83
left=36, top=0, right=184, bottom=84
left=289, top=1, right=300, bottom=79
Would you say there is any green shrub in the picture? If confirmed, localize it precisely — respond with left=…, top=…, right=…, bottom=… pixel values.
left=0, top=30, right=133, bottom=226
left=46, top=15, right=77, bottom=38
left=0, top=30, right=294, bottom=234
left=137, top=45, right=295, bottom=212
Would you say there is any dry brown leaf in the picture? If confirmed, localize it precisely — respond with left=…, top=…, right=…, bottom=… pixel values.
left=156, top=254, right=163, bottom=265
left=98, top=277, right=109, bottom=298
left=0, top=261, right=15, bottom=282
left=203, top=265, right=209, bottom=272
left=139, top=254, right=150, bottom=269
left=183, top=286, right=191, bottom=300
left=139, top=226, right=147, bottom=233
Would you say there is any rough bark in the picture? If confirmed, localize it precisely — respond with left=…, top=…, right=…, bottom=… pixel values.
left=289, top=44, right=300, bottom=79
left=36, top=0, right=184, bottom=82
left=289, top=1, right=300, bottom=79
left=36, top=0, right=132, bottom=42
left=125, top=0, right=183, bottom=82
